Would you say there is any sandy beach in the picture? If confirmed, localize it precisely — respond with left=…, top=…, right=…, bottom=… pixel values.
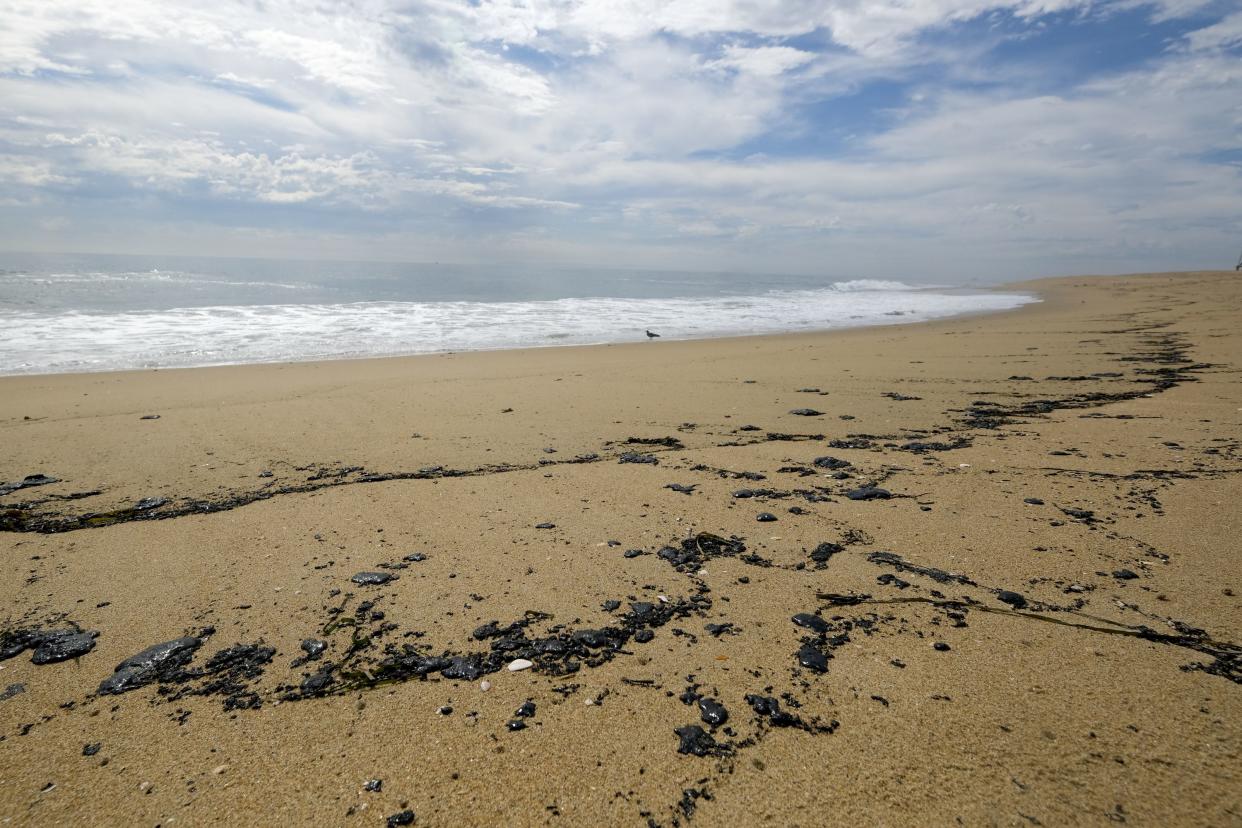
left=1, top=270, right=1239, bottom=826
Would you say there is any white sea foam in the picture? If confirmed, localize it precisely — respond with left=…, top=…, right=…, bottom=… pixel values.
left=827, top=279, right=930, bottom=292
left=0, top=284, right=1036, bottom=375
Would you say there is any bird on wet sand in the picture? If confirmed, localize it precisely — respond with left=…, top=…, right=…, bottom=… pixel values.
left=646, top=329, right=660, bottom=339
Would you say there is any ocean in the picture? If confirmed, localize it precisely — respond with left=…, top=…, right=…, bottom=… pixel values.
left=0, top=253, right=1037, bottom=376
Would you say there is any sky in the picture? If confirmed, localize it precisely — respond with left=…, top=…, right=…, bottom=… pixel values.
left=0, top=0, right=1239, bottom=281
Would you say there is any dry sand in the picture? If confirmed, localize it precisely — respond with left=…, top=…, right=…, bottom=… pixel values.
left=0, top=270, right=1239, bottom=826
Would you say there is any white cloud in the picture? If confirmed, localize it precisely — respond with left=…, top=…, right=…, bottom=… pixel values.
left=0, top=0, right=1238, bottom=277
left=1181, top=10, right=1242, bottom=52
left=0, top=153, right=72, bottom=187
left=241, top=28, right=390, bottom=94
left=710, top=45, right=817, bottom=78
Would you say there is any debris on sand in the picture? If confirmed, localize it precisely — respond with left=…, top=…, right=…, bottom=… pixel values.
left=1, top=626, right=99, bottom=665
left=351, top=572, right=396, bottom=586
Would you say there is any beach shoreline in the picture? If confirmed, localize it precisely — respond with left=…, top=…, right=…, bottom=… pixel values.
left=1, top=270, right=1238, bottom=826
left=0, top=273, right=1037, bottom=380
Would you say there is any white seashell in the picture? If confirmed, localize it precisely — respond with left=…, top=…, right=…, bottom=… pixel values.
left=507, top=658, right=534, bottom=672
left=479, top=680, right=492, bottom=691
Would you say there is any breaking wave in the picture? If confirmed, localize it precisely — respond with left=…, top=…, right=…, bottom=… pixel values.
left=0, top=284, right=1036, bottom=375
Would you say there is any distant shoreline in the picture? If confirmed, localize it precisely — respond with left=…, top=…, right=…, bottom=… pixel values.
left=0, top=280, right=1038, bottom=379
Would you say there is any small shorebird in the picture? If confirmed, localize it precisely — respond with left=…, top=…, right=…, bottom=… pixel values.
left=646, top=329, right=660, bottom=339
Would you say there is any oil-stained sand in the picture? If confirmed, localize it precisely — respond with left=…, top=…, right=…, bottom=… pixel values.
left=1, top=271, right=1240, bottom=826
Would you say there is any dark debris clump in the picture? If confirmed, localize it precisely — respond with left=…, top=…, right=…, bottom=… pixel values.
left=1, top=626, right=98, bottom=665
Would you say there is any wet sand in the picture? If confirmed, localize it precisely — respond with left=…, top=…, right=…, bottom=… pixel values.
left=1, top=270, right=1239, bottom=826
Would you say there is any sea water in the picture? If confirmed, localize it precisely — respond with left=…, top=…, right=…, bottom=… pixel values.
left=0, top=253, right=1037, bottom=376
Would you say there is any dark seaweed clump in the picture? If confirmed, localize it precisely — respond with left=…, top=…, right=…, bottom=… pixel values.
left=96, top=633, right=275, bottom=709
left=98, top=636, right=204, bottom=695
left=899, top=437, right=972, bottom=454
left=0, top=626, right=98, bottom=664
left=745, top=694, right=839, bottom=734
left=621, top=436, right=684, bottom=449
left=655, top=532, right=770, bottom=573
left=674, top=724, right=726, bottom=757
left=161, top=643, right=277, bottom=710
left=291, top=579, right=716, bottom=697
left=618, top=453, right=660, bottom=465
left=0, top=474, right=58, bottom=497
left=868, top=551, right=976, bottom=586
left=807, top=542, right=843, bottom=569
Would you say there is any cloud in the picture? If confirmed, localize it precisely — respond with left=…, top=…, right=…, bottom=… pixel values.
left=0, top=0, right=1238, bottom=277
left=1180, top=10, right=1242, bottom=52
left=0, top=152, right=72, bottom=187
left=710, top=45, right=818, bottom=78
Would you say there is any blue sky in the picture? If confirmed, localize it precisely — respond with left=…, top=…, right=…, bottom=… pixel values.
left=0, top=0, right=1239, bottom=280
